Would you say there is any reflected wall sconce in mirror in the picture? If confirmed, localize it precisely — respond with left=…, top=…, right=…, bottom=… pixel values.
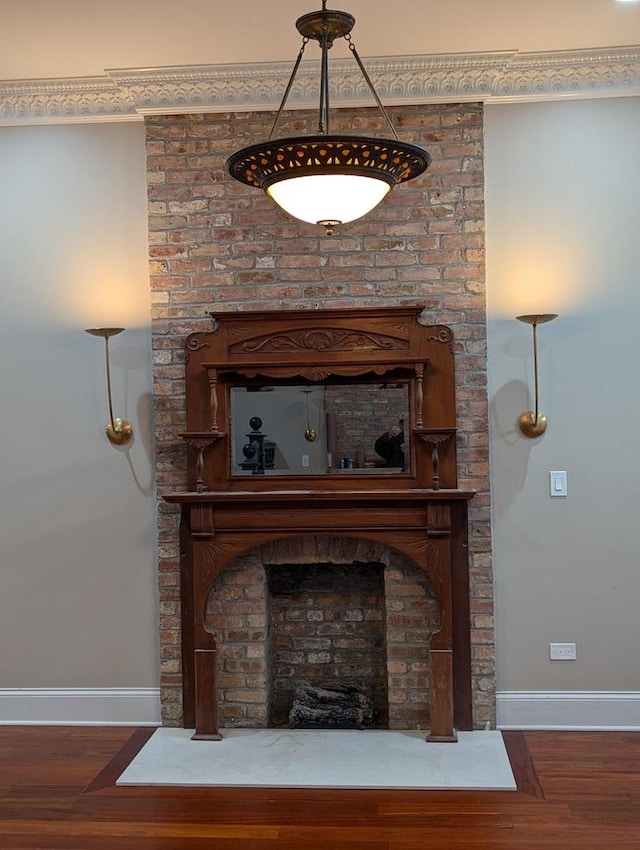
left=302, top=389, right=318, bottom=442
left=85, top=327, right=133, bottom=446
left=516, top=313, right=558, bottom=438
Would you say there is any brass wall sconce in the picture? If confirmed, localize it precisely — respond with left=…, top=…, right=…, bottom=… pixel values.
left=516, top=313, right=558, bottom=438
left=85, top=327, right=133, bottom=445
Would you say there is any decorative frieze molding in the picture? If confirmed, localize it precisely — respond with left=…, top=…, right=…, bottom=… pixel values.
left=1, top=46, right=639, bottom=126
left=0, top=76, right=136, bottom=125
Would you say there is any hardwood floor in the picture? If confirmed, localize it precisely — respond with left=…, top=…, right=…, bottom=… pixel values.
left=1, top=726, right=639, bottom=849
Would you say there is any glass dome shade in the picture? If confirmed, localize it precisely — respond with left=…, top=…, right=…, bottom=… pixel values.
left=267, top=173, right=392, bottom=227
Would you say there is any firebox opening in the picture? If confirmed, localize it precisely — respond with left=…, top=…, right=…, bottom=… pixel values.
left=267, top=562, right=388, bottom=729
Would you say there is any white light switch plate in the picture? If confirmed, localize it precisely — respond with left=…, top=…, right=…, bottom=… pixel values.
left=549, top=470, right=567, bottom=497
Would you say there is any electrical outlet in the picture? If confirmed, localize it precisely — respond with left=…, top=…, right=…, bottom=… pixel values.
left=301, top=454, right=310, bottom=467
left=549, top=642, right=576, bottom=661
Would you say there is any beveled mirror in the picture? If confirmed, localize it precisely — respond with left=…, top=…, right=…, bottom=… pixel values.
left=231, top=382, right=410, bottom=476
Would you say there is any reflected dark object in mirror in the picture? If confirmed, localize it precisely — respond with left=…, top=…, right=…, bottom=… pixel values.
left=239, top=417, right=268, bottom=475
left=241, top=442, right=257, bottom=460
left=374, top=418, right=405, bottom=469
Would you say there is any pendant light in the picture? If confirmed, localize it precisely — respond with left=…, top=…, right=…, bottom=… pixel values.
left=225, top=1, right=431, bottom=235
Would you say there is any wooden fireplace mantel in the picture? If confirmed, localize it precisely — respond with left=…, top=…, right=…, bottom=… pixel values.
left=166, top=486, right=474, bottom=741
left=165, top=306, right=475, bottom=741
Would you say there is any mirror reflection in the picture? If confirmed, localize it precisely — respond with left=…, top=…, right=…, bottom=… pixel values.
left=231, top=384, right=410, bottom=476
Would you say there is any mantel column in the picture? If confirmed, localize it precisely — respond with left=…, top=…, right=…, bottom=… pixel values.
left=184, top=503, right=223, bottom=740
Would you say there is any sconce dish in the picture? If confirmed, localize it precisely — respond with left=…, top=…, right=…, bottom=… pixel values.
left=515, top=314, right=558, bottom=326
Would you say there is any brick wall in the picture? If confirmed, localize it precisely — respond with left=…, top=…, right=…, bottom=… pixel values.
left=146, top=102, right=494, bottom=729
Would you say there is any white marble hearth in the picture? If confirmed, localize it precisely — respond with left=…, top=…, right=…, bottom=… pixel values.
left=117, top=728, right=516, bottom=790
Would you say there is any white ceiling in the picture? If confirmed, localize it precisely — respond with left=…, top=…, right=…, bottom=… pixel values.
left=1, top=0, right=640, bottom=82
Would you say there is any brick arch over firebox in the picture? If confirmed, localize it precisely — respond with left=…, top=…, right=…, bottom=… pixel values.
left=207, top=535, right=440, bottom=730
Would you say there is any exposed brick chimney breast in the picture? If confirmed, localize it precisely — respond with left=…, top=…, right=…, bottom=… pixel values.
left=147, top=103, right=494, bottom=729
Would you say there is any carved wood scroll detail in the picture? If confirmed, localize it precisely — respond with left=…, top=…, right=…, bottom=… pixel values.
left=428, top=325, right=454, bottom=353
left=230, top=328, right=410, bottom=355
left=185, top=337, right=210, bottom=362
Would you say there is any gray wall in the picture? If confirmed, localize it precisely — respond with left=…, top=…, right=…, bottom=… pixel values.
left=0, top=122, right=158, bottom=715
left=1, top=96, right=638, bottom=725
left=485, top=98, right=640, bottom=701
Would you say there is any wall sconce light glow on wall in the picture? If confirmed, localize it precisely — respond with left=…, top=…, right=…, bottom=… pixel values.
left=516, top=313, right=558, bottom=438
left=85, top=327, right=133, bottom=446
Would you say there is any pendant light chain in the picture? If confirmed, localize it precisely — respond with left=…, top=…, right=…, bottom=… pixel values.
left=345, top=35, right=399, bottom=140
left=268, top=38, right=309, bottom=141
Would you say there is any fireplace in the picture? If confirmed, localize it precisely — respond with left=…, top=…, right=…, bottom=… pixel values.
left=208, top=537, right=441, bottom=731
left=165, top=306, right=476, bottom=742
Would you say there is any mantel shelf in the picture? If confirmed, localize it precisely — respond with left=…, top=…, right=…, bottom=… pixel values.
left=178, top=431, right=227, bottom=441
left=165, top=488, right=475, bottom=503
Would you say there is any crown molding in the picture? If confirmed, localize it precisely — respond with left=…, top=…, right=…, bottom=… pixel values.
left=0, top=76, right=136, bottom=125
left=1, top=46, right=639, bottom=126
